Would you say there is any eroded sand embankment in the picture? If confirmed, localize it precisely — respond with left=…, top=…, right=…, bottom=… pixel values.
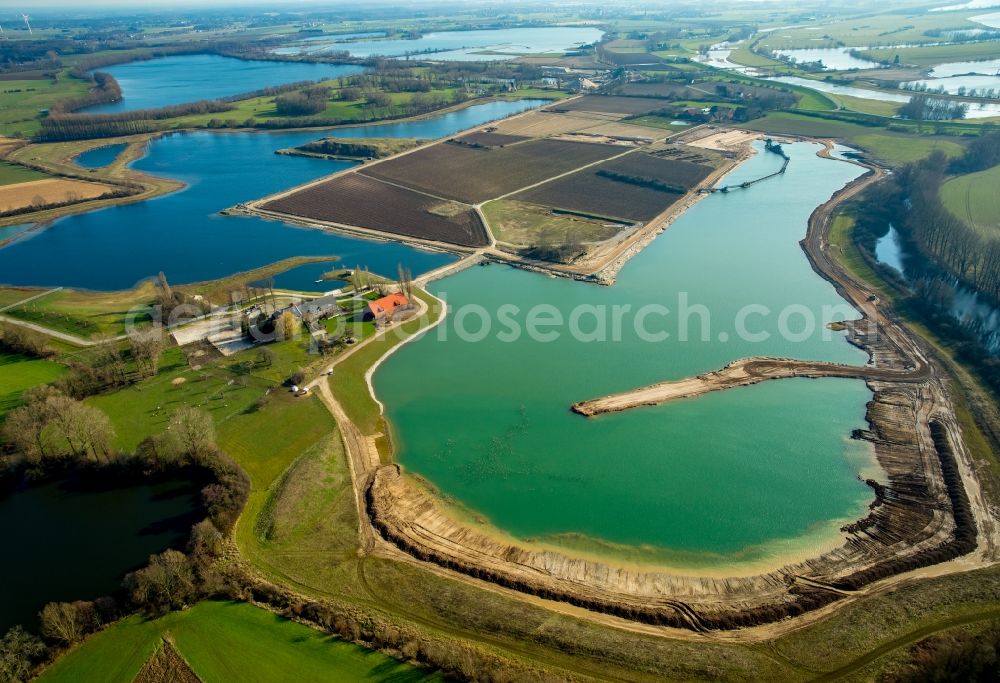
left=357, top=154, right=997, bottom=631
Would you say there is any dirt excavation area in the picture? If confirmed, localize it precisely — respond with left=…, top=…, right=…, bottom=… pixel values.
left=351, top=155, right=1000, bottom=635
left=684, top=128, right=762, bottom=152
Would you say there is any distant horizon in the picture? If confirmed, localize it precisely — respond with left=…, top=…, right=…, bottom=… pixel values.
left=0, top=0, right=710, bottom=11
left=0, top=0, right=477, bottom=12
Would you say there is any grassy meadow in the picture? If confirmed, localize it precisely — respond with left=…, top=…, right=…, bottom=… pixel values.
left=863, top=42, right=1000, bottom=68
left=0, top=161, right=50, bottom=186
left=37, top=601, right=437, bottom=683
left=756, top=11, right=989, bottom=50
left=743, top=111, right=967, bottom=166
left=0, top=76, right=91, bottom=138
left=940, top=163, right=1000, bottom=238
left=0, top=351, right=66, bottom=419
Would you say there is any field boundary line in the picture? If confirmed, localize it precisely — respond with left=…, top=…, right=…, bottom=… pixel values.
left=357, top=172, right=469, bottom=205
left=490, top=145, right=639, bottom=202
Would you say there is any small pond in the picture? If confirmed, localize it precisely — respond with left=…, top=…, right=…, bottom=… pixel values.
left=0, top=477, right=202, bottom=633
left=74, top=143, right=128, bottom=169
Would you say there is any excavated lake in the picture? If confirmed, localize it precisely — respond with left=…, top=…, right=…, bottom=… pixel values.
left=374, top=142, right=882, bottom=569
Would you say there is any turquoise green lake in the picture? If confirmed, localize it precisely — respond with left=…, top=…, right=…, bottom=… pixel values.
left=374, top=142, right=881, bottom=567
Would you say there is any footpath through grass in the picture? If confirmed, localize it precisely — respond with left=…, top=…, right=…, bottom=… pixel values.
left=37, top=601, right=438, bottom=683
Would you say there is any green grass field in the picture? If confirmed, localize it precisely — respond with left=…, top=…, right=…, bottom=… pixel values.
left=37, top=601, right=436, bottom=683
left=0, top=76, right=91, bottom=138
left=863, top=42, right=1000, bottom=68
left=851, top=132, right=965, bottom=164
left=728, top=46, right=799, bottom=72
left=483, top=199, right=624, bottom=247
left=239, top=428, right=366, bottom=600
left=167, top=83, right=463, bottom=129
left=794, top=88, right=839, bottom=112
left=0, top=161, right=49, bottom=186
left=756, top=12, right=988, bottom=50
left=87, top=334, right=334, bottom=456
left=0, top=352, right=66, bottom=419
left=940, top=163, right=1000, bottom=238
left=625, top=115, right=694, bottom=132
left=743, top=112, right=966, bottom=166
left=834, top=93, right=901, bottom=117
left=2, top=286, right=157, bottom=340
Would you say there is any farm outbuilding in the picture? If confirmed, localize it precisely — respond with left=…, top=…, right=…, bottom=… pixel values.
left=366, top=293, right=411, bottom=323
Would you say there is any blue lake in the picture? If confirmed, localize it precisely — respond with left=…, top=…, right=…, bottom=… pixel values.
left=270, top=260, right=348, bottom=292
left=276, top=26, right=603, bottom=61
left=0, top=99, right=546, bottom=291
left=875, top=225, right=905, bottom=272
left=84, top=55, right=364, bottom=114
left=74, top=143, right=128, bottom=168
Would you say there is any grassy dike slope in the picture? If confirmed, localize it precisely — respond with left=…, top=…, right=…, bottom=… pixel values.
left=37, top=601, right=438, bottom=682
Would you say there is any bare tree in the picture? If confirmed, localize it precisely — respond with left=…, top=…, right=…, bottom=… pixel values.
left=3, top=387, right=113, bottom=462
left=1, top=407, right=48, bottom=462
left=39, top=601, right=96, bottom=645
left=128, top=326, right=165, bottom=378
left=0, top=322, right=49, bottom=357
left=0, top=626, right=47, bottom=683
left=157, top=271, right=172, bottom=301
left=92, top=335, right=128, bottom=386
left=45, top=394, right=115, bottom=462
left=168, top=406, right=215, bottom=457
left=124, top=550, right=196, bottom=614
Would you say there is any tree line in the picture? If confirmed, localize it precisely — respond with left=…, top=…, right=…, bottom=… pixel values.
left=848, top=131, right=1000, bottom=393
left=0, top=318, right=165, bottom=399
left=596, top=169, right=686, bottom=194
left=0, top=184, right=138, bottom=218
left=899, top=95, right=968, bottom=121
left=895, top=136, right=1000, bottom=302
left=275, top=86, right=331, bottom=116
left=38, top=98, right=235, bottom=141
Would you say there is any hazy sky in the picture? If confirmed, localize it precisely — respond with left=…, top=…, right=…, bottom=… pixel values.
left=0, top=0, right=403, bottom=9
left=0, top=0, right=406, bottom=6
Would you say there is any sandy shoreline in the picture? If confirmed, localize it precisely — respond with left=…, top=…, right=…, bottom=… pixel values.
left=389, top=467, right=881, bottom=579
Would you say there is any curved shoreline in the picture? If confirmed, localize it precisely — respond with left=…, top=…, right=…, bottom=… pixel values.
left=315, top=141, right=998, bottom=633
